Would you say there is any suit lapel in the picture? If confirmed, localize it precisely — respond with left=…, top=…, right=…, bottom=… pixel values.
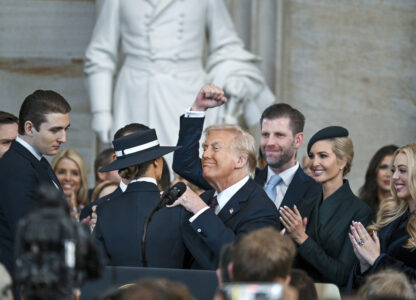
left=217, top=180, right=255, bottom=223
left=151, top=0, right=176, bottom=22
left=11, top=141, right=51, bottom=183
left=254, top=167, right=267, bottom=186
left=280, top=167, right=308, bottom=208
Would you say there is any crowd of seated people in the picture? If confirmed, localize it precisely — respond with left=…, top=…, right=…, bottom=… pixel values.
left=0, top=85, right=415, bottom=300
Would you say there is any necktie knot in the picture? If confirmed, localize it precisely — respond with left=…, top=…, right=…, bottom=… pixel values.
left=265, top=174, right=281, bottom=202
left=209, top=195, right=218, bottom=211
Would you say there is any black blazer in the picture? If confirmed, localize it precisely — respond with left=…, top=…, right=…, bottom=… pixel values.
left=93, top=181, right=188, bottom=268
left=0, top=141, right=59, bottom=274
left=294, top=180, right=372, bottom=291
left=172, top=115, right=321, bottom=222
left=349, top=210, right=416, bottom=290
left=79, top=186, right=123, bottom=220
left=182, top=178, right=279, bottom=270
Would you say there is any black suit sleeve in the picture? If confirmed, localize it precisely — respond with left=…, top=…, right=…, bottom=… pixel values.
left=91, top=207, right=110, bottom=264
left=172, top=115, right=211, bottom=190
left=2, top=165, right=39, bottom=238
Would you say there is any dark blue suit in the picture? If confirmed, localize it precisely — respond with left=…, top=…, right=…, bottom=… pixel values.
left=348, top=209, right=416, bottom=290
left=93, top=181, right=189, bottom=268
left=79, top=186, right=123, bottom=221
left=182, top=178, right=279, bottom=270
left=0, top=141, right=60, bottom=274
left=172, top=115, right=321, bottom=228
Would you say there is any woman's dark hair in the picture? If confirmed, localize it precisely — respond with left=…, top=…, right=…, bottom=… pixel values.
left=359, top=145, right=398, bottom=214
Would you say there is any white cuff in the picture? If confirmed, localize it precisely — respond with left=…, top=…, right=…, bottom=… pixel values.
left=184, top=108, right=206, bottom=118
left=189, top=206, right=210, bottom=222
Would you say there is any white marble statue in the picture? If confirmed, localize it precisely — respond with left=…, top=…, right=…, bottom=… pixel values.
left=84, top=0, right=275, bottom=154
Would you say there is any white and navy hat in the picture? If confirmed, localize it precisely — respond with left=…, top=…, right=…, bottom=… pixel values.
left=99, top=129, right=180, bottom=172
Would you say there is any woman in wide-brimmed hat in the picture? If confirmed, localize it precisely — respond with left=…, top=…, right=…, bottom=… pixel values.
left=93, top=129, right=189, bottom=268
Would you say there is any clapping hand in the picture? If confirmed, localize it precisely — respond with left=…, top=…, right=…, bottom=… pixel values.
left=348, top=221, right=380, bottom=273
left=279, top=205, right=308, bottom=244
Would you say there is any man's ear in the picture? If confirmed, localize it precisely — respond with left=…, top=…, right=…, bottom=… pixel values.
left=24, top=120, right=35, bottom=136
left=97, top=167, right=106, bottom=182
left=285, top=274, right=291, bottom=285
left=293, top=132, right=304, bottom=150
left=234, top=156, right=247, bottom=170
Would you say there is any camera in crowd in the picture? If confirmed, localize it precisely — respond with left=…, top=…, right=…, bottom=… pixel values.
left=14, top=184, right=102, bottom=300
left=221, top=283, right=284, bottom=300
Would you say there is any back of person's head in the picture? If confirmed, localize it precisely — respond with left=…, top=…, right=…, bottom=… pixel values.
left=121, top=279, right=194, bottom=300
left=0, top=111, right=18, bottom=125
left=18, top=90, right=71, bottom=135
left=358, top=269, right=416, bottom=300
left=0, top=263, right=12, bottom=300
left=114, top=123, right=150, bottom=140
left=289, top=269, right=317, bottom=300
left=217, top=243, right=234, bottom=286
left=260, top=103, right=305, bottom=135
left=232, top=227, right=296, bottom=282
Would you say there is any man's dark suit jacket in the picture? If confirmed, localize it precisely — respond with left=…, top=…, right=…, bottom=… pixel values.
left=0, top=141, right=59, bottom=274
left=172, top=115, right=321, bottom=226
left=182, top=178, right=279, bottom=270
left=294, top=180, right=371, bottom=291
left=349, top=209, right=416, bottom=290
left=93, top=181, right=189, bottom=268
left=79, top=186, right=123, bottom=221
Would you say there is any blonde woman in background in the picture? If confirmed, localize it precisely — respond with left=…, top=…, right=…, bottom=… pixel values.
left=52, top=149, right=89, bottom=219
left=349, top=144, right=416, bottom=290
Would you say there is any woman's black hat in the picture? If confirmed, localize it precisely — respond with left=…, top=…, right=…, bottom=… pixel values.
left=307, top=126, right=349, bottom=154
left=99, top=129, right=180, bottom=172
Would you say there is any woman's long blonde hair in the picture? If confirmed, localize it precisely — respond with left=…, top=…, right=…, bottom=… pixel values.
left=367, top=144, right=416, bottom=250
left=52, top=149, right=89, bottom=207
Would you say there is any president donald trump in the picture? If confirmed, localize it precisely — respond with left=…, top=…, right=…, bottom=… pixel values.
left=169, top=85, right=279, bottom=269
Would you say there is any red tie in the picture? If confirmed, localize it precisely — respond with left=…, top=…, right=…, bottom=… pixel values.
left=209, top=196, right=218, bottom=211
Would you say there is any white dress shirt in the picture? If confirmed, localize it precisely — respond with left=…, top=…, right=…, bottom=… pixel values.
left=266, top=162, right=299, bottom=208
left=190, top=176, right=249, bottom=222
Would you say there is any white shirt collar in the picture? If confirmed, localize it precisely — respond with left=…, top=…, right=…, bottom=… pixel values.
left=129, top=177, right=158, bottom=186
left=216, top=176, right=250, bottom=212
left=267, top=162, right=299, bottom=187
left=119, top=180, right=128, bottom=192
left=16, top=136, right=42, bottom=161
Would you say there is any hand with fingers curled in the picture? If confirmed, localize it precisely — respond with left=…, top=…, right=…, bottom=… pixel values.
left=279, top=205, right=308, bottom=244
left=348, top=221, right=380, bottom=273
left=191, top=84, right=227, bottom=112
left=166, top=186, right=208, bottom=214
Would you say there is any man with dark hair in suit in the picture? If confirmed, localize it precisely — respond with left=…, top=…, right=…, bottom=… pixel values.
left=0, top=90, right=71, bottom=275
left=0, top=111, right=18, bottom=158
left=172, top=87, right=320, bottom=228
left=169, top=85, right=278, bottom=270
left=80, top=123, right=150, bottom=222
